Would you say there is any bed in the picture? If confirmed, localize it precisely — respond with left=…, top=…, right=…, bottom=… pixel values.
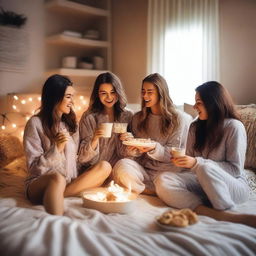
left=0, top=104, right=256, bottom=256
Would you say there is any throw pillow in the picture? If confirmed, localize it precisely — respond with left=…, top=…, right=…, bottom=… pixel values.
left=236, top=104, right=256, bottom=170
left=0, top=133, right=24, bottom=168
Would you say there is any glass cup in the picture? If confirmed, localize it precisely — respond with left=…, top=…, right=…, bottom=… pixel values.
left=113, top=123, right=128, bottom=133
left=171, top=147, right=185, bottom=158
left=99, top=123, right=113, bottom=138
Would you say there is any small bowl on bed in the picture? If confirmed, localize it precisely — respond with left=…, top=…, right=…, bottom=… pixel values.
left=82, top=187, right=137, bottom=214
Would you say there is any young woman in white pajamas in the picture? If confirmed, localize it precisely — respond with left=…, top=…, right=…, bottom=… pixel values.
left=78, top=72, right=133, bottom=175
left=23, top=74, right=111, bottom=215
left=155, top=81, right=256, bottom=227
left=112, top=73, right=191, bottom=195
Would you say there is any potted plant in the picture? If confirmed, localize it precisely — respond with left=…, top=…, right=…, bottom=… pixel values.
left=0, top=8, right=28, bottom=72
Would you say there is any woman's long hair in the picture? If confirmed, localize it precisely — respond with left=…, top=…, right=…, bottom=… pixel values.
left=137, top=73, right=179, bottom=136
left=194, top=81, right=240, bottom=153
left=87, top=72, right=127, bottom=121
left=37, top=74, right=77, bottom=140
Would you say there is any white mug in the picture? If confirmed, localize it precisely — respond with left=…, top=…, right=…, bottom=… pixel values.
left=62, top=56, right=77, bottom=68
left=113, top=123, right=128, bottom=133
left=171, top=147, right=185, bottom=158
left=99, top=123, right=113, bottom=138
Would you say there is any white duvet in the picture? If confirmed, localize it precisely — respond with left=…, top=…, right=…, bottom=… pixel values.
left=0, top=193, right=256, bottom=256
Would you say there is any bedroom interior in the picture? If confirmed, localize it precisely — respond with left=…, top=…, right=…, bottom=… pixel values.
left=0, top=0, right=256, bottom=256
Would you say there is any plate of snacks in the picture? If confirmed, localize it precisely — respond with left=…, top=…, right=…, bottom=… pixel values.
left=122, top=138, right=157, bottom=148
left=156, top=209, right=198, bottom=229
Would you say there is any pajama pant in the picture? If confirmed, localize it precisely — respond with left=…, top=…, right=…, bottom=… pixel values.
left=112, top=158, right=160, bottom=194
left=154, top=163, right=250, bottom=210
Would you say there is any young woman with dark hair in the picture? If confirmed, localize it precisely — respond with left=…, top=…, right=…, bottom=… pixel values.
left=23, top=74, right=111, bottom=215
left=78, top=72, right=133, bottom=174
left=156, top=81, right=256, bottom=227
left=112, top=73, right=191, bottom=195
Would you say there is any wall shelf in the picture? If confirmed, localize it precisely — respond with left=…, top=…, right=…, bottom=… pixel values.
left=45, top=0, right=111, bottom=80
left=45, top=68, right=107, bottom=77
left=46, top=34, right=110, bottom=48
left=45, top=0, right=109, bottom=17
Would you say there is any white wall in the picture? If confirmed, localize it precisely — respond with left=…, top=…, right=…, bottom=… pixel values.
left=111, top=0, right=148, bottom=104
left=0, top=0, right=45, bottom=97
left=219, top=0, right=256, bottom=104
left=112, top=0, right=256, bottom=105
left=0, top=0, right=255, bottom=110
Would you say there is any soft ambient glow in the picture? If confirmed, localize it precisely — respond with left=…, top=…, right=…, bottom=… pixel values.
left=2, top=93, right=89, bottom=141
left=84, top=181, right=131, bottom=202
left=165, top=27, right=203, bottom=105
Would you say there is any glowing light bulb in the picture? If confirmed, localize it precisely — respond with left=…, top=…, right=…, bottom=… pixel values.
left=37, top=97, right=41, bottom=101
left=21, top=131, right=24, bottom=136
left=13, top=95, right=19, bottom=100
left=12, top=105, right=17, bottom=110
left=26, top=116, right=30, bottom=121
left=82, top=100, right=86, bottom=105
left=12, top=123, right=17, bottom=128
left=1, top=125, right=5, bottom=130
left=21, top=100, right=26, bottom=104
left=28, top=97, right=33, bottom=102
left=79, top=96, right=84, bottom=100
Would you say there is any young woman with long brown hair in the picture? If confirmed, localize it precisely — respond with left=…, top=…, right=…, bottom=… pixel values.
left=78, top=72, right=133, bottom=174
left=156, top=81, right=256, bottom=227
left=113, top=73, right=191, bottom=195
left=23, top=74, right=111, bottom=215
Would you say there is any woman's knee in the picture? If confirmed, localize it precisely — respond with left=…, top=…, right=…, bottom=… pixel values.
left=47, top=171, right=66, bottom=187
left=98, top=160, right=112, bottom=176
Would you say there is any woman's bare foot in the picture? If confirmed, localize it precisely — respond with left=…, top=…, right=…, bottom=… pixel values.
left=194, top=205, right=256, bottom=228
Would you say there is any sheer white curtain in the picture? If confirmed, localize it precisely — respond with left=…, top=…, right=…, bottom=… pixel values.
left=147, top=0, right=219, bottom=105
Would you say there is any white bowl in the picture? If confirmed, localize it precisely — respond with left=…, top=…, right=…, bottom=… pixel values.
left=78, top=62, right=93, bottom=69
left=82, top=187, right=137, bottom=214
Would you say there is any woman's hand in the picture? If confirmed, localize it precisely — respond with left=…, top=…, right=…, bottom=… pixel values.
left=91, top=128, right=104, bottom=150
left=120, top=132, right=134, bottom=141
left=55, top=132, right=69, bottom=152
left=136, top=145, right=155, bottom=153
left=127, top=146, right=141, bottom=157
left=171, top=155, right=197, bottom=169
left=92, top=127, right=104, bottom=141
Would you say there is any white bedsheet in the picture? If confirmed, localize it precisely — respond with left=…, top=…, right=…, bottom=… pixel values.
left=0, top=193, right=256, bottom=256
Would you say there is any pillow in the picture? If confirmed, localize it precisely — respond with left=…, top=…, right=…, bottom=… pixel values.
left=236, top=104, right=256, bottom=170
left=0, top=156, right=29, bottom=205
left=183, top=103, right=198, bottom=119
left=0, top=133, right=24, bottom=168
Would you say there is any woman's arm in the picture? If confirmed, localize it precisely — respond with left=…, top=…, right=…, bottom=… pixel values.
left=77, top=113, right=100, bottom=165
left=23, top=117, right=66, bottom=177
left=147, top=111, right=192, bottom=162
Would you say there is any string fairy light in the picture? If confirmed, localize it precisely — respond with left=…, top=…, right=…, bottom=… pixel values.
left=1, top=93, right=89, bottom=140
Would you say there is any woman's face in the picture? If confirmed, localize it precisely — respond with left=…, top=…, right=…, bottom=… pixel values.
left=56, top=86, right=75, bottom=116
left=98, top=83, right=118, bottom=109
left=141, top=82, right=160, bottom=109
left=194, top=92, right=208, bottom=120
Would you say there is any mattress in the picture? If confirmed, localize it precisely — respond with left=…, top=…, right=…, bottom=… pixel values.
left=0, top=192, right=256, bottom=256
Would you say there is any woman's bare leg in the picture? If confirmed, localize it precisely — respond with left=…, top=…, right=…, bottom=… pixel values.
left=195, top=205, right=256, bottom=228
left=64, top=160, right=112, bottom=197
left=28, top=172, right=66, bottom=215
